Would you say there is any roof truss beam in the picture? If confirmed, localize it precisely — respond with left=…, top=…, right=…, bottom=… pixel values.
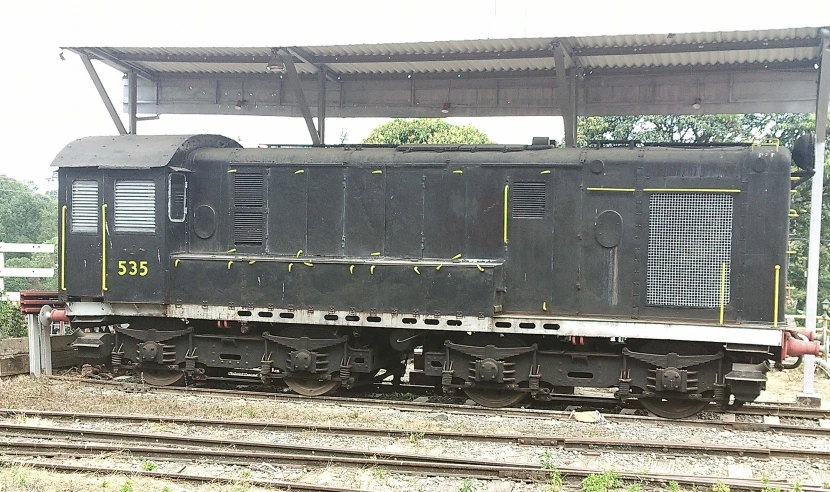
left=278, top=49, right=321, bottom=145
left=79, top=54, right=127, bottom=135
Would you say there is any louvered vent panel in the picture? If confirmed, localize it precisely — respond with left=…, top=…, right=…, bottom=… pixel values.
left=233, top=211, right=265, bottom=244
left=234, top=173, right=265, bottom=207
left=233, top=172, right=266, bottom=247
left=114, top=180, right=156, bottom=233
left=71, top=180, right=98, bottom=233
left=511, top=182, right=546, bottom=218
left=647, top=193, right=733, bottom=308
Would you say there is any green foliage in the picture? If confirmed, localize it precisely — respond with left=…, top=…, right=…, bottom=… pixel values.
left=547, top=469, right=563, bottom=492
left=0, top=297, right=27, bottom=338
left=711, top=482, right=730, bottom=492
left=666, top=481, right=680, bottom=492
left=361, top=118, right=493, bottom=145
left=581, top=471, right=622, bottom=492
left=628, top=482, right=644, bottom=492
left=0, top=175, right=58, bottom=292
left=119, top=481, right=134, bottom=492
left=458, top=478, right=476, bottom=492
left=141, top=461, right=157, bottom=471
left=578, top=113, right=829, bottom=315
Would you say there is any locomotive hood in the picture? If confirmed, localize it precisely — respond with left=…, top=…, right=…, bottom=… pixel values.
left=51, top=134, right=240, bottom=169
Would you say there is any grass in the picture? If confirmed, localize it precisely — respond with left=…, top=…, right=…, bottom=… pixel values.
left=582, top=471, right=622, bottom=492
left=711, top=482, right=730, bottom=492
left=458, top=478, right=476, bottom=492
left=666, top=481, right=680, bottom=492
left=408, top=431, right=425, bottom=443
left=140, top=461, right=157, bottom=471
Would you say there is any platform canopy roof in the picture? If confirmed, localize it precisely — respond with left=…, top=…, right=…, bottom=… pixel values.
left=67, top=26, right=829, bottom=146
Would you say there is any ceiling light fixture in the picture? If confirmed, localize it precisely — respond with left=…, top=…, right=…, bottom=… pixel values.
left=266, top=48, right=286, bottom=73
left=692, top=98, right=701, bottom=110
left=235, top=99, right=247, bottom=110
left=441, top=102, right=451, bottom=114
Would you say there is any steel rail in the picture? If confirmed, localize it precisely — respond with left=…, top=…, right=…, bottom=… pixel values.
left=3, top=406, right=828, bottom=438
left=0, top=420, right=827, bottom=461
left=0, top=458, right=361, bottom=492
left=47, top=375, right=830, bottom=426
left=0, top=452, right=817, bottom=491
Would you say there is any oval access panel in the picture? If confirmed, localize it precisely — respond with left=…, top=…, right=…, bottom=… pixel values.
left=595, top=210, right=623, bottom=248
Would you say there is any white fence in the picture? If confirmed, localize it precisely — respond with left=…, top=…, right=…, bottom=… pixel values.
left=0, top=243, right=55, bottom=301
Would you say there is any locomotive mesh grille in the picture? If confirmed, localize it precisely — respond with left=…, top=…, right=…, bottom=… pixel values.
left=70, top=180, right=98, bottom=233
left=233, top=172, right=265, bottom=246
left=511, top=182, right=546, bottom=218
left=647, top=193, right=733, bottom=308
left=114, top=180, right=156, bottom=233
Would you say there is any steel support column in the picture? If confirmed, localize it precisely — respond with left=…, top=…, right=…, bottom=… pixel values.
left=554, top=44, right=575, bottom=147
left=128, top=70, right=138, bottom=135
left=317, top=69, right=326, bottom=144
left=803, top=34, right=830, bottom=402
left=79, top=54, right=127, bottom=135
left=279, top=49, right=321, bottom=146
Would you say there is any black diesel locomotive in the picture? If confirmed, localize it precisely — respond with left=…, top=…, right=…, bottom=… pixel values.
left=54, top=134, right=819, bottom=418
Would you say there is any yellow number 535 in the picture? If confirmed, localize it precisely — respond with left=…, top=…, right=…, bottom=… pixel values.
left=118, top=260, right=149, bottom=276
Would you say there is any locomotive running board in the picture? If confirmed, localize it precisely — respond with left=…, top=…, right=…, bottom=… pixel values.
left=66, top=301, right=784, bottom=347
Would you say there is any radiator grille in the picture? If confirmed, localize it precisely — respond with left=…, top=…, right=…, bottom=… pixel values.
left=647, top=193, right=733, bottom=308
left=114, top=180, right=156, bottom=233
left=233, top=172, right=265, bottom=246
left=511, top=182, right=546, bottom=218
left=70, top=180, right=98, bottom=233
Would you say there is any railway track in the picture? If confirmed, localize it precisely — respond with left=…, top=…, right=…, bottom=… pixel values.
left=0, top=419, right=822, bottom=491
left=0, top=412, right=828, bottom=460
left=50, top=375, right=830, bottom=429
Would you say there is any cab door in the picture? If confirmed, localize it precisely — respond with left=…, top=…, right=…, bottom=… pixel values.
left=101, top=171, right=166, bottom=302
left=61, top=171, right=104, bottom=298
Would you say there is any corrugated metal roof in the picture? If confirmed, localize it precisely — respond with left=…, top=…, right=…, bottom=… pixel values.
left=68, top=26, right=827, bottom=79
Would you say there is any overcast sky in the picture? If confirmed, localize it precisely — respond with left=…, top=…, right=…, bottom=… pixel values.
left=2, top=0, right=829, bottom=191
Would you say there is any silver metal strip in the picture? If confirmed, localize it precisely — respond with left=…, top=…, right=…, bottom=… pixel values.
left=65, top=301, right=783, bottom=347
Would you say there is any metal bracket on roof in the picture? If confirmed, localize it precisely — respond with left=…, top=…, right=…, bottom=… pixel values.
left=278, top=49, right=322, bottom=146
left=287, top=47, right=339, bottom=84
left=79, top=54, right=127, bottom=135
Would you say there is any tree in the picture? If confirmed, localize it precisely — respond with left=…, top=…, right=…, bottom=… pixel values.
left=361, top=118, right=494, bottom=145
left=0, top=297, right=26, bottom=338
left=577, top=113, right=829, bottom=315
left=0, top=175, right=58, bottom=292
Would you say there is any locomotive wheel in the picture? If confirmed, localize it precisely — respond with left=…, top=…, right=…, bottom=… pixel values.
left=140, top=367, right=185, bottom=386
left=460, top=334, right=528, bottom=408
left=279, top=326, right=343, bottom=397
left=284, top=378, right=341, bottom=396
left=464, top=388, right=527, bottom=408
left=639, top=397, right=708, bottom=419
left=636, top=340, right=715, bottom=419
